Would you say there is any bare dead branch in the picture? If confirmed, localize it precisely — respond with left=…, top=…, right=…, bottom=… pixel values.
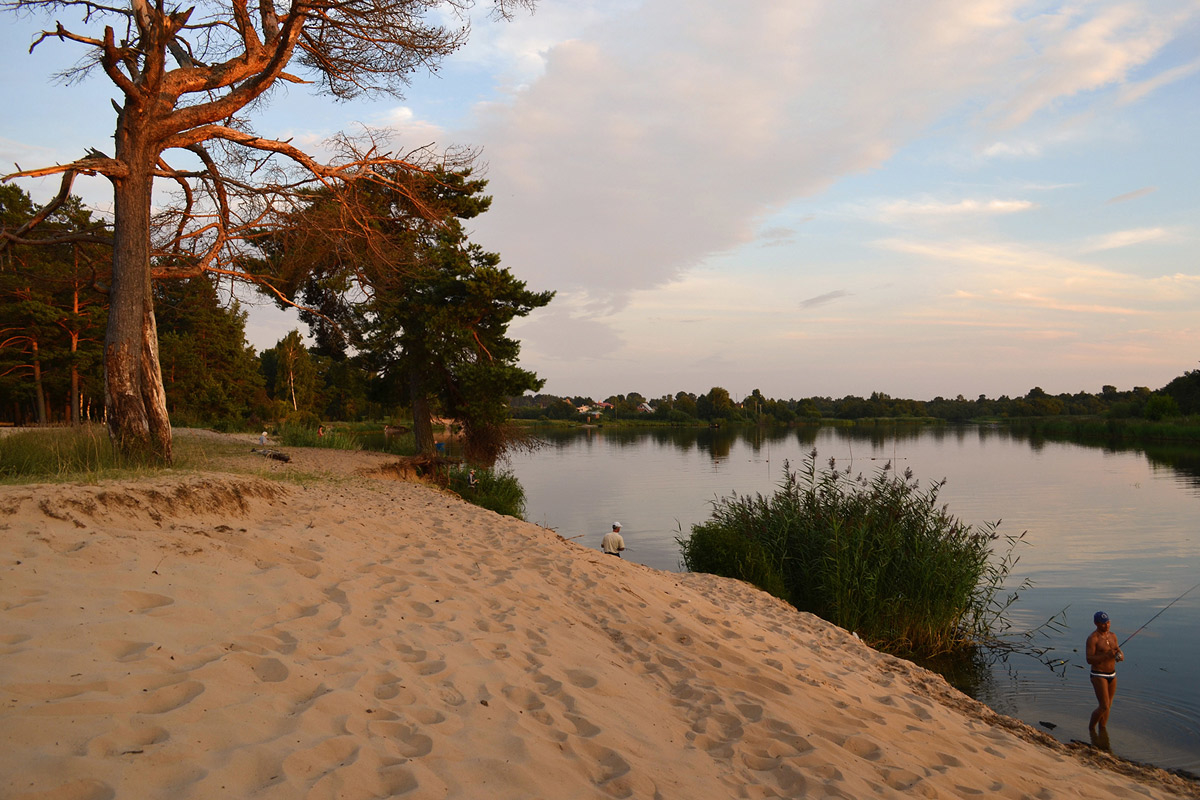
left=4, top=152, right=128, bottom=181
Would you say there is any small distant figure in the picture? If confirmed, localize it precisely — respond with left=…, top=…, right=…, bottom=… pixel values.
left=467, top=469, right=479, bottom=490
left=601, top=522, right=625, bottom=558
left=318, top=425, right=325, bottom=438
left=1086, top=610, right=1124, bottom=732
left=259, top=430, right=268, bottom=445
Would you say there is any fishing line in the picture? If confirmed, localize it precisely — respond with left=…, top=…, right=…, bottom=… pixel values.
left=1119, top=580, right=1200, bottom=648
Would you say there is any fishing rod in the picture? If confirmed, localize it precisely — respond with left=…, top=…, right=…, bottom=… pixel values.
left=1119, top=579, right=1200, bottom=648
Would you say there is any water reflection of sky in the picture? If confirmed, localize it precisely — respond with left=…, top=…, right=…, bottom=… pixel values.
left=507, top=425, right=1200, bottom=772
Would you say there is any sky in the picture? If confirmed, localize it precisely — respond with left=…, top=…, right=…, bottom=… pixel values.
left=2, top=0, right=1198, bottom=402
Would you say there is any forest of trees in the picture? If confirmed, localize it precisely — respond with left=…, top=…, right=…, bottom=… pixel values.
left=512, top=374, right=1200, bottom=426
left=1, top=173, right=551, bottom=464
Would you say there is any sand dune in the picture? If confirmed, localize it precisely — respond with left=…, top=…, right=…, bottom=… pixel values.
left=2, top=435, right=1197, bottom=799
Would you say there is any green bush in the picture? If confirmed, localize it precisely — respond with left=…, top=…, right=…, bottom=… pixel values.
left=1142, top=393, right=1180, bottom=421
left=677, top=522, right=789, bottom=600
left=447, top=465, right=526, bottom=519
left=679, top=449, right=1021, bottom=657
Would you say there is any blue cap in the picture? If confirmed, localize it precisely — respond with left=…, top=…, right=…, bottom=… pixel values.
left=1094, top=611, right=1109, bottom=624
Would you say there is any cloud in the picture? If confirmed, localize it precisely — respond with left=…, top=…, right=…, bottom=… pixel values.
left=1117, top=55, right=1200, bottom=105
left=1081, top=227, right=1170, bottom=252
left=1104, top=186, right=1157, bottom=204
left=982, top=140, right=1043, bottom=159
left=757, top=220, right=810, bottom=247
left=991, top=290, right=1145, bottom=316
left=799, top=290, right=850, bottom=309
left=981, top=3, right=1192, bottom=127
left=879, top=198, right=1036, bottom=220
left=453, top=0, right=1197, bottom=311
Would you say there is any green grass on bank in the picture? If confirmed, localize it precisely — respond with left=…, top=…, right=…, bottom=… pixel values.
left=0, top=425, right=235, bottom=483
left=276, top=422, right=364, bottom=451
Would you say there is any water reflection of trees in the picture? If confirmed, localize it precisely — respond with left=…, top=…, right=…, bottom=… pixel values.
left=528, top=422, right=1200, bottom=491
left=997, top=427, right=1200, bottom=492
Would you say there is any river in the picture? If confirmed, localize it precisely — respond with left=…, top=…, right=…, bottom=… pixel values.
left=505, top=424, right=1200, bottom=774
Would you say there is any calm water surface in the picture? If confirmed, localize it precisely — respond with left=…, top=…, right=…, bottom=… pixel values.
left=506, top=425, right=1200, bottom=774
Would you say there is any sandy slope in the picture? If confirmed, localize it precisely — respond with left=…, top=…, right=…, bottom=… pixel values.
left=1, top=434, right=1197, bottom=799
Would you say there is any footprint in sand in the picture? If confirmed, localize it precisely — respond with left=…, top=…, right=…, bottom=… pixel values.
left=374, top=683, right=416, bottom=705
left=290, top=546, right=323, bottom=562
left=122, top=590, right=173, bottom=612
left=841, top=734, right=884, bottom=761
left=366, top=721, right=433, bottom=757
left=137, top=680, right=205, bottom=714
left=734, top=701, right=764, bottom=723
left=881, top=766, right=935, bottom=795
left=98, top=640, right=154, bottom=663
left=231, top=653, right=290, bottom=683
left=409, top=706, right=445, bottom=725
left=393, top=642, right=427, bottom=663
left=281, top=735, right=359, bottom=784
left=85, top=724, right=170, bottom=757
left=19, top=779, right=115, bottom=800
left=532, top=673, right=563, bottom=699
left=564, top=713, right=601, bottom=738
left=501, top=685, right=545, bottom=712
left=415, top=659, right=446, bottom=676
left=437, top=681, right=465, bottom=707
left=904, top=697, right=935, bottom=721
left=3, top=680, right=106, bottom=701
left=563, top=669, right=598, bottom=689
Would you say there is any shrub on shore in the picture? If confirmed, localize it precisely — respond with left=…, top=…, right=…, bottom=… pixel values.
left=678, top=449, right=1022, bottom=657
left=447, top=465, right=527, bottom=519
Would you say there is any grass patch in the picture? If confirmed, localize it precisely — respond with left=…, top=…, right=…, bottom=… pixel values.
left=678, top=449, right=1026, bottom=658
left=275, top=422, right=363, bottom=451
left=0, top=426, right=122, bottom=481
left=0, top=425, right=231, bottom=483
left=446, top=465, right=527, bottom=519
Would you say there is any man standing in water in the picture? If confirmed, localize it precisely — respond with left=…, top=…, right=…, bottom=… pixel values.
left=1086, top=611, right=1124, bottom=732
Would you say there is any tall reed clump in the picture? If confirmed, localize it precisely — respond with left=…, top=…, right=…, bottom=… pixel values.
left=678, top=449, right=1023, bottom=657
left=447, top=465, right=527, bottom=519
left=0, top=426, right=123, bottom=480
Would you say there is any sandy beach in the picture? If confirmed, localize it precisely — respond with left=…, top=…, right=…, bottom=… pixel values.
left=2, top=431, right=1197, bottom=799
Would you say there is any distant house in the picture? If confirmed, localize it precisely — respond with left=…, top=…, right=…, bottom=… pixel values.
left=638, top=402, right=653, bottom=414
left=577, top=401, right=611, bottom=420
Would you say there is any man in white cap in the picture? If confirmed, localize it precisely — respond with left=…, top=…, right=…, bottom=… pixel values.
left=601, top=522, right=625, bottom=557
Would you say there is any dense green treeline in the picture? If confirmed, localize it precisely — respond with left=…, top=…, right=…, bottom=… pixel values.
left=3, top=177, right=551, bottom=465
left=512, top=374, right=1200, bottom=430
left=1, top=186, right=109, bottom=425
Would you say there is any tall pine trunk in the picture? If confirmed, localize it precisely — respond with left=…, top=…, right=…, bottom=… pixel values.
left=69, top=267, right=82, bottom=425
left=408, top=370, right=435, bottom=456
left=105, top=115, right=172, bottom=463
left=31, top=338, right=46, bottom=425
